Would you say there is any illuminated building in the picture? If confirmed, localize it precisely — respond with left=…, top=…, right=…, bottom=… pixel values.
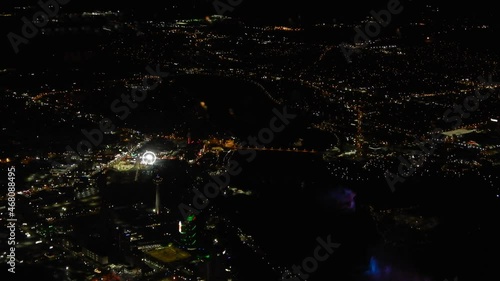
left=153, top=174, right=163, bottom=215
left=82, top=246, right=108, bottom=265
left=179, top=214, right=198, bottom=250
left=224, top=139, right=235, bottom=148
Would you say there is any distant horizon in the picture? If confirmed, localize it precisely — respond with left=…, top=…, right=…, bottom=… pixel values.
left=0, top=0, right=497, bottom=23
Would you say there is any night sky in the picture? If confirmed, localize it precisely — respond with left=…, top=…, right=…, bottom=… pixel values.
left=1, top=0, right=498, bottom=20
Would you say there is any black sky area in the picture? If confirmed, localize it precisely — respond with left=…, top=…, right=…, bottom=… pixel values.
left=1, top=0, right=497, bottom=22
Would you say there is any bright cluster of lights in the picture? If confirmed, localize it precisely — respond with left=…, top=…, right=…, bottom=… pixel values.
left=141, top=151, right=157, bottom=165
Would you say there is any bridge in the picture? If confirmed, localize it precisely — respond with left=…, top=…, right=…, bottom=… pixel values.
left=232, top=147, right=320, bottom=154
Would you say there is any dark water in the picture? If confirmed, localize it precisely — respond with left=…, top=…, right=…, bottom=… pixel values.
left=217, top=152, right=378, bottom=281
left=215, top=151, right=500, bottom=281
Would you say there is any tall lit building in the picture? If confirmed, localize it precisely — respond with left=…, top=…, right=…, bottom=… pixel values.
left=153, top=174, right=163, bottom=215
left=179, top=214, right=197, bottom=250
